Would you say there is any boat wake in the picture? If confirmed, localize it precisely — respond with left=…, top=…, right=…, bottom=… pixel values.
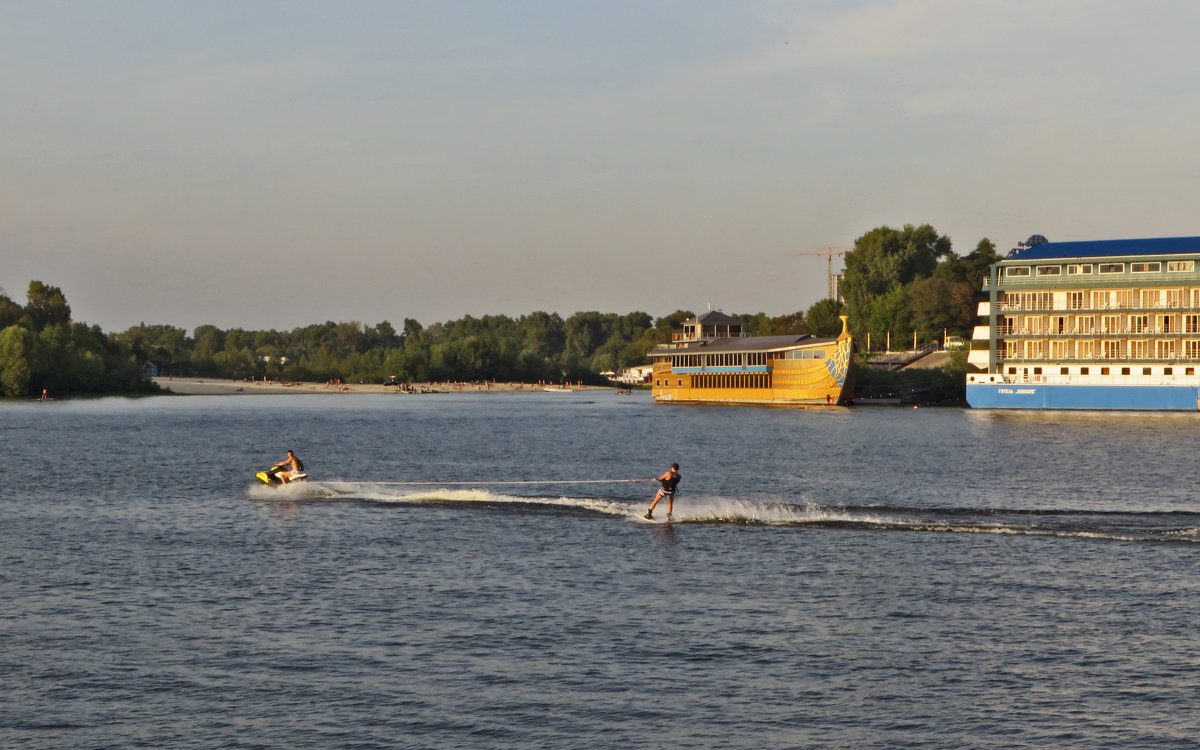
left=246, top=481, right=1200, bottom=543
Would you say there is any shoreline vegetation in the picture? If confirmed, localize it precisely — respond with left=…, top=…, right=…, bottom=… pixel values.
left=4, top=223, right=991, bottom=400
left=152, top=377, right=617, bottom=396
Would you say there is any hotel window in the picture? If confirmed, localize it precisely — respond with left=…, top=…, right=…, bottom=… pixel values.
left=1067, top=264, right=1093, bottom=275
left=1052, top=316, right=1067, bottom=334
left=1168, top=260, right=1195, bottom=272
left=1187, top=315, right=1200, bottom=334
left=1157, top=340, right=1176, bottom=359
left=1051, top=340, right=1071, bottom=359
left=1141, top=289, right=1162, bottom=308
left=1166, top=289, right=1184, bottom=307
left=1129, top=340, right=1148, bottom=359
left=1093, top=291, right=1112, bottom=309
left=1116, top=290, right=1136, bottom=308
left=1101, top=315, right=1120, bottom=334
left=1067, top=291, right=1087, bottom=310
left=1186, top=341, right=1200, bottom=359
left=1005, top=266, right=1031, bottom=277
left=1077, top=341, right=1094, bottom=359
left=1076, top=315, right=1095, bottom=334
left=1161, top=315, right=1177, bottom=333
left=1129, top=315, right=1148, bottom=333
left=1103, top=340, right=1121, bottom=359
left=1131, top=262, right=1161, bottom=273
left=1036, top=265, right=1062, bottom=276
left=1098, top=263, right=1124, bottom=274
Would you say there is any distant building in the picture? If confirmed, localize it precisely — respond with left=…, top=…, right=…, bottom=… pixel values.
left=614, top=365, right=653, bottom=384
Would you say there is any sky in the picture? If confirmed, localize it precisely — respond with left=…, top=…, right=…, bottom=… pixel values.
left=3, top=0, right=1199, bottom=333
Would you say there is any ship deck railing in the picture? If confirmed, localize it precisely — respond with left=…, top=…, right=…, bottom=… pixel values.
left=987, top=373, right=1200, bottom=386
left=995, top=301, right=1197, bottom=312
left=999, top=327, right=1198, bottom=336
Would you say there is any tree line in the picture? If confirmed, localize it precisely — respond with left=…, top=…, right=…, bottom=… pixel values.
left=0, top=282, right=154, bottom=397
left=1, top=222, right=998, bottom=397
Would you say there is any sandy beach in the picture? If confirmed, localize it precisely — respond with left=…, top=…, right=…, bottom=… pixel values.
left=151, top=377, right=607, bottom=395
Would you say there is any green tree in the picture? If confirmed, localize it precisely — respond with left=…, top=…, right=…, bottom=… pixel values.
left=0, top=289, right=22, bottom=329
left=843, top=224, right=952, bottom=345
left=805, top=298, right=845, bottom=337
left=24, top=281, right=72, bottom=331
left=0, top=325, right=33, bottom=396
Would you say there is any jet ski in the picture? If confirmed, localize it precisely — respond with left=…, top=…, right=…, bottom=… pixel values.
left=255, top=465, right=308, bottom=486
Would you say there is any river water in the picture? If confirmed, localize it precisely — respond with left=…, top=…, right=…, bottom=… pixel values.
left=3, top=392, right=1200, bottom=748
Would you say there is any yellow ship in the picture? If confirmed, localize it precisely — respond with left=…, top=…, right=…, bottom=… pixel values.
left=649, top=311, right=854, bottom=405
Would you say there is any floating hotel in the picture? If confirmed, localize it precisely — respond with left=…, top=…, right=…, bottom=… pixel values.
left=966, top=235, right=1200, bottom=410
left=650, top=310, right=854, bottom=405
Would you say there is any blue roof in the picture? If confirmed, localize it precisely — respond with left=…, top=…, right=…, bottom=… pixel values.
left=1008, top=236, right=1200, bottom=261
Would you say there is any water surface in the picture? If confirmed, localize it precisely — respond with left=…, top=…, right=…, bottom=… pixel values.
left=4, top=393, right=1200, bottom=748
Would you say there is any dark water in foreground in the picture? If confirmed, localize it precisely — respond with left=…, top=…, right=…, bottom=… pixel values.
left=3, top=392, right=1200, bottom=748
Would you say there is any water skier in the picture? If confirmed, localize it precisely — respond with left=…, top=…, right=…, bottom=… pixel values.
left=644, top=463, right=681, bottom=520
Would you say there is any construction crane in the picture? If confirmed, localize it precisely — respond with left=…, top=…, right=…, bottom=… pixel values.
left=787, top=246, right=850, bottom=301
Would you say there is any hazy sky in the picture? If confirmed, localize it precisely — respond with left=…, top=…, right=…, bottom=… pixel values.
left=3, top=1, right=1198, bottom=332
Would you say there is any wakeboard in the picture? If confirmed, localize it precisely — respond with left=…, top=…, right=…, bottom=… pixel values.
left=633, top=512, right=672, bottom=524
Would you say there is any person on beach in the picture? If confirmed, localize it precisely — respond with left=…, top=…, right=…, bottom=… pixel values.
left=644, top=463, right=681, bottom=520
left=272, top=450, right=305, bottom=482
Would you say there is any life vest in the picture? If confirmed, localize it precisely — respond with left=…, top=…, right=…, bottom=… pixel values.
left=661, top=471, right=681, bottom=492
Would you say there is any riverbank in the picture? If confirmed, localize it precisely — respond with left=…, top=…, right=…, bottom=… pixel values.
left=151, top=377, right=607, bottom=395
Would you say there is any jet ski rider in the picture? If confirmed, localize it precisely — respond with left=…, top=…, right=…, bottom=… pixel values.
left=273, top=450, right=304, bottom=482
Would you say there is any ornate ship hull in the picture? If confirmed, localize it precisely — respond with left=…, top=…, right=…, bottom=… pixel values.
left=650, top=316, right=853, bottom=406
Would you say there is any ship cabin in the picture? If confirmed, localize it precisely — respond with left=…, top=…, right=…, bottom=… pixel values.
left=671, top=310, right=744, bottom=344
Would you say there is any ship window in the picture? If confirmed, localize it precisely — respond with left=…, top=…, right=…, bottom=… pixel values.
left=1131, top=262, right=1161, bottom=273
left=1033, top=367, right=1042, bottom=375
left=1189, top=368, right=1196, bottom=376
left=1168, top=260, right=1194, bottom=272
left=1005, top=266, right=1031, bottom=277
left=1143, top=367, right=1152, bottom=375
left=1080, top=367, right=1089, bottom=375
left=1060, top=367, right=1069, bottom=375
left=1036, top=265, right=1061, bottom=276
left=1101, top=367, right=1110, bottom=375
left=1121, top=367, right=1131, bottom=375
left=1098, top=263, right=1124, bottom=274
left=1165, top=367, right=1173, bottom=375
left=1067, top=264, right=1093, bottom=275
